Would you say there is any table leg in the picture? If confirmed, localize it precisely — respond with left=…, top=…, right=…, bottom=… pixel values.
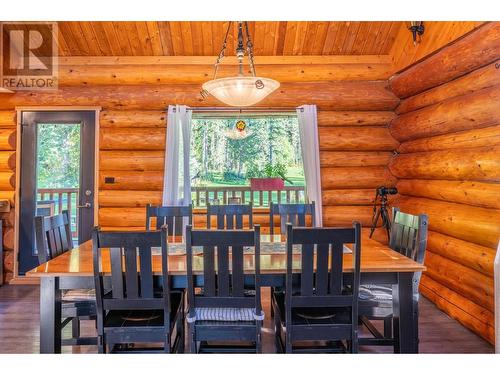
left=40, top=277, right=62, bottom=354
left=395, top=272, right=419, bottom=353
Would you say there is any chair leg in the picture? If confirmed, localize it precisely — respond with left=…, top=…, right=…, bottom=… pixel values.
left=71, top=317, right=80, bottom=339
left=256, top=321, right=262, bottom=354
left=393, top=317, right=400, bottom=353
left=384, top=317, right=393, bottom=339
left=177, top=307, right=185, bottom=353
left=351, top=329, right=359, bottom=353
left=270, top=287, right=274, bottom=318
left=188, top=323, right=196, bottom=354
left=97, top=335, right=106, bottom=354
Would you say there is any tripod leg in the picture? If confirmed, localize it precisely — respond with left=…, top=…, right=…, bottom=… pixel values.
left=380, top=207, right=391, bottom=242
left=370, top=208, right=381, bottom=238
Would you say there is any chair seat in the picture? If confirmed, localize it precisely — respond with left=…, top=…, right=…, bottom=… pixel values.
left=62, top=289, right=95, bottom=301
left=193, top=307, right=258, bottom=322
left=359, top=284, right=393, bottom=308
left=273, top=291, right=352, bottom=326
left=104, top=291, right=182, bottom=329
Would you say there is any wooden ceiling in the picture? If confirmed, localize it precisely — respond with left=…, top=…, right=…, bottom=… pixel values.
left=56, top=21, right=402, bottom=56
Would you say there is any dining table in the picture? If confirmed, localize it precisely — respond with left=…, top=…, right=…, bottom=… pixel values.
left=26, top=232, right=425, bottom=354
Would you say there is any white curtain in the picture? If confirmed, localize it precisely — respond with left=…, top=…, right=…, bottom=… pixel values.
left=297, top=105, right=323, bottom=226
left=163, top=105, right=192, bottom=206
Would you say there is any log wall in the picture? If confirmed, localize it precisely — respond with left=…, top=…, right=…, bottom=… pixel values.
left=389, top=22, right=500, bottom=344
left=1, top=76, right=399, bottom=282
left=0, top=111, right=16, bottom=284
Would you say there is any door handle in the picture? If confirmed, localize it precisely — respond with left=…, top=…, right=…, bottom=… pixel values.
left=77, top=203, right=92, bottom=208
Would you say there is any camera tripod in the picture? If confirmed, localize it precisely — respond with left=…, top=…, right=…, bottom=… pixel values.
left=369, top=191, right=392, bottom=242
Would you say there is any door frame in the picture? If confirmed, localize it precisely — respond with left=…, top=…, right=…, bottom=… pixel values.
left=12, top=106, right=101, bottom=282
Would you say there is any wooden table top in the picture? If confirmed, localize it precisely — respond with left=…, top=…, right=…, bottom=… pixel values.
left=26, top=233, right=425, bottom=277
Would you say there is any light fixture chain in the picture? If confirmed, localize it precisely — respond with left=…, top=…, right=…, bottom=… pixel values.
left=244, top=21, right=257, bottom=77
left=213, top=21, right=233, bottom=80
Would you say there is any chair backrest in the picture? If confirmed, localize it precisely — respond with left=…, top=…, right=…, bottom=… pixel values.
left=145, top=204, right=192, bottom=237
left=34, top=210, right=73, bottom=264
left=269, top=202, right=316, bottom=235
left=206, top=203, right=253, bottom=229
left=390, top=207, right=428, bottom=264
left=185, top=225, right=262, bottom=313
left=285, top=223, right=361, bottom=317
left=92, top=227, right=170, bottom=318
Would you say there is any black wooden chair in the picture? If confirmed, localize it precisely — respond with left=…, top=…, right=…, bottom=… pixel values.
left=145, top=203, right=192, bottom=238
left=185, top=224, right=264, bottom=353
left=92, top=227, right=184, bottom=353
left=34, top=210, right=96, bottom=346
left=272, top=223, right=362, bottom=353
left=206, top=203, right=253, bottom=229
left=358, top=207, right=428, bottom=351
left=269, top=201, right=316, bottom=236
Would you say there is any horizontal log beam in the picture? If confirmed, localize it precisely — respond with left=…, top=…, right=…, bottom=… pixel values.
left=390, top=85, right=500, bottom=142
left=0, top=151, right=16, bottom=171
left=58, top=55, right=393, bottom=66
left=426, top=231, right=495, bottom=277
left=317, top=111, right=395, bottom=127
left=319, top=127, right=399, bottom=151
left=396, top=179, right=500, bottom=210
left=396, top=195, right=500, bottom=248
left=0, top=82, right=400, bottom=111
left=322, top=189, right=378, bottom=206
left=396, top=61, right=500, bottom=114
left=0, top=172, right=15, bottom=190
left=58, top=63, right=393, bottom=85
left=0, top=129, right=16, bottom=151
left=321, top=167, right=397, bottom=189
left=389, top=145, right=500, bottom=181
left=100, top=110, right=166, bottom=128
left=100, top=151, right=165, bottom=171
left=100, top=128, right=166, bottom=150
left=390, top=22, right=500, bottom=98
left=398, top=124, right=500, bottom=154
left=99, top=171, right=163, bottom=191
left=0, top=111, right=16, bottom=127
left=424, top=251, right=494, bottom=311
left=323, top=205, right=376, bottom=227
left=320, top=151, right=392, bottom=167
left=0, top=191, right=15, bottom=206
left=99, top=190, right=162, bottom=207
left=420, top=275, right=494, bottom=344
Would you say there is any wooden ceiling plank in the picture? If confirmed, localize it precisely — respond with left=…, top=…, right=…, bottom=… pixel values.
left=88, top=21, right=114, bottom=56
left=274, top=21, right=287, bottom=55
left=124, top=22, right=146, bottom=56
left=157, top=22, right=174, bottom=55
left=341, top=21, right=361, bottom=54
left=179, top=22, right=194, bottom=55
left=331, top=22, right=351, bottom=55
left=111, top=21, right=134, bottom=55
left=302, top=21, right=319, bottom=55
left=262, top=21, right=279, bottom=55
left=362, top=22, right=383, bottom=54
left=78, top=21, right=103, bottom=55
left=58, top=22, right=85, bottom=56
left=201, top=22, right=214, bottom=55
left=57, top=27, right=72, bottom=57
left=322, top=22, right=339, bottom=55
left=190, top=22, right=204, bottom=55
left=145, top=21, right=164, bottom=56
left=135, top=21, right=154, bottom=56
left=282, top=21, right=298, bottom=55
left=252, top=21, right=266, bottom=56
left=100, top=22, right=125, bottom=56
left=380, top=21, right=400, bottom=55
left=168, top=21, right=185, bottom=55
left=311, top=21, right=330, bottom=55
left=351, top=22, right=372, bottom=54
left=292, top=21, right=309, bottom=55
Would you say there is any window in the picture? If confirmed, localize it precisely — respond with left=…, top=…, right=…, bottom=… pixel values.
left=190, top=113, right=305, bottom=207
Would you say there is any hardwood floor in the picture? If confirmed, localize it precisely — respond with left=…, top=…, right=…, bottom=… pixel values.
left=0, top=285, right=494, bottom=354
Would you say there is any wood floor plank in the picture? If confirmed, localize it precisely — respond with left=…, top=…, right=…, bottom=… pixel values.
left=0, top=285, right=493, bottom=354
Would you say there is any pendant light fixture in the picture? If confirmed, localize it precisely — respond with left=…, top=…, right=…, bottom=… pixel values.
left=201, top=21, right=280, bottom=107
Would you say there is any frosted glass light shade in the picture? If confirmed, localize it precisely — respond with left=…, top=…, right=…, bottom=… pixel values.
left=202, top=76, right=280, bottom=107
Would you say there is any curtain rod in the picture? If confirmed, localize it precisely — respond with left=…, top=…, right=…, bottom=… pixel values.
left=172, top=106, right=302, bottom=113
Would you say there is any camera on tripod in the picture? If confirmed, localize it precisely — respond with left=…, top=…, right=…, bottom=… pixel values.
left=369, top=186, right=398, bottom=241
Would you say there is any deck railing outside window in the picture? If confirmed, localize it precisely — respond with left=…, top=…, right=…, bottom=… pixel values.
left=36, top=188, right=79, bottom=239
left=191, top=185, right=306, bottom=207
